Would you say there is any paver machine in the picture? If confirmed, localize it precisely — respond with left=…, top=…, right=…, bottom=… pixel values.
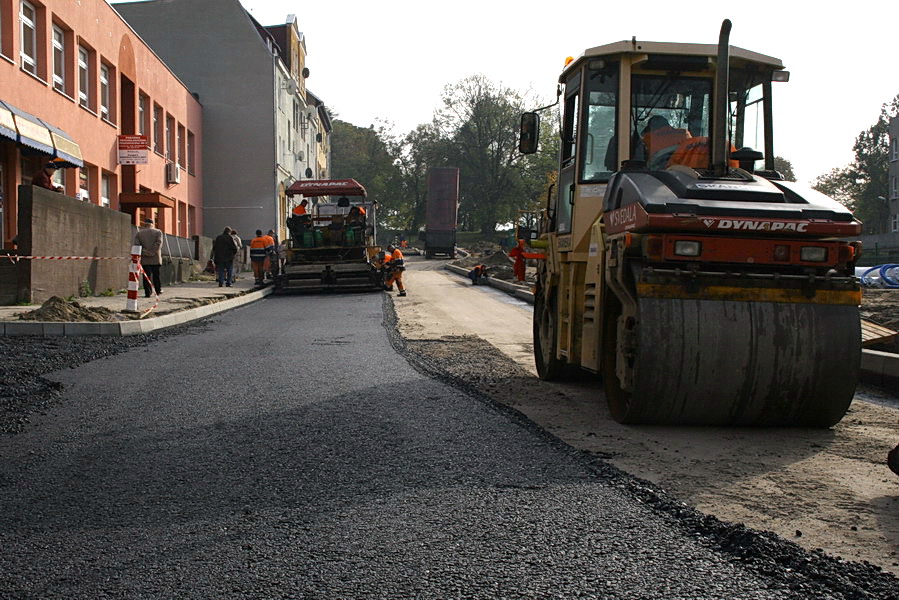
left=276, top=178, right=384, bottom=292
left=519, top=21, right=862, bottom=426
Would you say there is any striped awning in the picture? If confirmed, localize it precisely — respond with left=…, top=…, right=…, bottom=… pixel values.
left=0, top=103, right=15, bottom=142
left=0, top=100, right=83, bottom=167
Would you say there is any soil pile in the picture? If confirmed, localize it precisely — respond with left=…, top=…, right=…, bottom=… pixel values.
left=17, top=296, right=117, bottom=322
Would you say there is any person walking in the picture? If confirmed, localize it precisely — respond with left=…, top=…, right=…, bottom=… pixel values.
left=134, top=218, right=163, bottom=297
left=212, top=227, right=240, bottom=287
left=249, top=229, right=275, bottom=286
left=230, top=229, right=243, bottom=278
left=266, top=229, right=280, bottom=278
left=384, top=244, right=407, bottom=297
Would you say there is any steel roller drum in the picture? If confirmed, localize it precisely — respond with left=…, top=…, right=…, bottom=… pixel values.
left=621, top=297, right=861, bottom=426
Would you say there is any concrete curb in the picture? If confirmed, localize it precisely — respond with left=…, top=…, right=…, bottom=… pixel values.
left=0, top=287, right=273, bottom=337
left=445, top=263, right=534, bottom=303
left=444, top=263, right=899, bottom=393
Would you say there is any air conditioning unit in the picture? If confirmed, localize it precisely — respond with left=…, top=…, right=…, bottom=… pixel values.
left=166, top=162, right=181, bottom=184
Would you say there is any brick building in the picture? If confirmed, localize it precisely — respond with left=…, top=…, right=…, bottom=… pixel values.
left=0, top=0, right=203, bottom=246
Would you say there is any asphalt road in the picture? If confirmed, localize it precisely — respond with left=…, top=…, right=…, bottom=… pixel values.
left=0, top=294, right=894, bottom=598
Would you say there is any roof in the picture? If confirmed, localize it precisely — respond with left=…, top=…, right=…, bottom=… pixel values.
left=286, top=179, right=366, bottom=197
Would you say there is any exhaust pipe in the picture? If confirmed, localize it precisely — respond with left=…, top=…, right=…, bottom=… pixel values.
left=712, top=19, right=732, bottom=177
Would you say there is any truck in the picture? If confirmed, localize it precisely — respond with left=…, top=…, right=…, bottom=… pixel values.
left=519, top=20, right=862, bottom=426
left=274, top=178, right=384, bottom=292
left=423, top=167, right=459, bottom=258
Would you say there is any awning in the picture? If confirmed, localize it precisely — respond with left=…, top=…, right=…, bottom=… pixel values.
left=286, top=178, right=367, bottom=197
left=0, top=100, right=84, bottom=167
left=3, top=102, right=54, bottom=155
left=119, top=191, right=175, bottom=209
left=0, top=103, right=16, bottom=142
left=39, top=118, right=83, bottom=168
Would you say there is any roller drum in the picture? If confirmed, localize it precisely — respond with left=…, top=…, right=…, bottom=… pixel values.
left=617, top=297, right=860, bottom=426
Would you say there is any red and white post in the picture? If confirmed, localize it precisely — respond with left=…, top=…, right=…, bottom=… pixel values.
left=125, top=245, right=141, bottom=312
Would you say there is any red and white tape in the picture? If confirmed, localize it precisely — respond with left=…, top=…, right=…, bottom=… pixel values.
left=1, top=254, right=128, bottom=263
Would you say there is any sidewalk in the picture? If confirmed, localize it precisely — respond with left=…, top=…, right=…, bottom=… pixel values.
left=0, top=274, right=271, bottom=336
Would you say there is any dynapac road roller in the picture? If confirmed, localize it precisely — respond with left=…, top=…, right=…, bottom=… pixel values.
left=519, top=21, right=862, bottom=426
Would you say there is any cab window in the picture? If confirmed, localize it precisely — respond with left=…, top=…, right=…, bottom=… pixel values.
left=580, top=62, right=618, bottom=182
left=630, top=75, right=712, bottom=170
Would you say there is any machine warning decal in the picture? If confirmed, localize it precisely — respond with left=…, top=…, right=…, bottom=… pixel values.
left=589, top=242, right=599, bottom=256
left=703, top=218, right=809, bottom=232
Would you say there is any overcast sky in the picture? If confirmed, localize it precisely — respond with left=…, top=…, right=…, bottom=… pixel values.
left=239, top=0, right=896, bottom=185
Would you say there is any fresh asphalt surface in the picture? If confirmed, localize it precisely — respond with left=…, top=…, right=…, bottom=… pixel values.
left=0, top=294, right=883, bottom=598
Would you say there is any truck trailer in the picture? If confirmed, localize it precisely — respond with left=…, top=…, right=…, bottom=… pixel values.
left=424, top=167, right=460, bottom=258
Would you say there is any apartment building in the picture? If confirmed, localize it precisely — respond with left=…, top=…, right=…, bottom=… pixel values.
left=114, top=0, right=330, bottom=240
left=0, top=0, right=203, bottom=246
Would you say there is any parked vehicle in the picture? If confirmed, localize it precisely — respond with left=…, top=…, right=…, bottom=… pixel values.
left=424, top=167, right=459, bottom=259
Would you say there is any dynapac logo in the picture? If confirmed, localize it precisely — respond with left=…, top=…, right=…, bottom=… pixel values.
left=702, top=218, right=808, bottom=232
left=608, top=205, right=638, bottom=228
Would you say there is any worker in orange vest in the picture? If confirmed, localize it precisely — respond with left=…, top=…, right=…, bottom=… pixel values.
left=641, top=115, right=691, bottom=169
left=249, top=229, right=275, bottom=286
left=292, top=199, right=309, bottom=216
left=384, top=244, right=406, bottom=296
left=508, top=239, right=545, bottom=282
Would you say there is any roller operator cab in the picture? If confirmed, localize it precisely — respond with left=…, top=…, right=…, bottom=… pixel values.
left=520, top=21, right=862, bottom=426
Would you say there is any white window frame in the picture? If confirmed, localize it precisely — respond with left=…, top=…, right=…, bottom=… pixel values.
left=99, top=63, right=109, bottom=119
left=138, top=94, right=147, bottom=135
left=79, top=168, right=89, bottom=203
left=100, top=173, right=111, bottom=207
left=165, top=114, right=174, bottom=161
left=52, top=25, right=65, bottom=92
left=78, top=45, right=89, bottom=108
left=19, top=1, right=37, bottom=75
left=892, top=137, right=898, bottom=162
left=893, top=175, right=898, bottom=199
left=153, top=105, right=162, bottom=153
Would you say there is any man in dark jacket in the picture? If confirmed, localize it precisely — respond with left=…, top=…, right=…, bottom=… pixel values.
left=134, top=218, right=164, bottom=297
left=212, top=226, right=240, bottom=287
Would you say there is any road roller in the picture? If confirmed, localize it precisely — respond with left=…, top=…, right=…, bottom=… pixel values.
left=519, top=21, right=862, bottom=426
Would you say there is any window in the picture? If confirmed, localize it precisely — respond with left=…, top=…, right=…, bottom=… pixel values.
left=79, top=167, right=89, bottom=203
left=891, top=214, right=899, bottom=233
left=78, top=45, right=89, bottom=108
left=52, top=25, right=65, bottom=92
left=19, top=1, right=36, bottom=75
left=153, top=104, right=162, bottom=154
left=138, top=94, right=148, bottom=135
left=177, top=123, right=185, bottom=167
left=187, top=130, right=195, bottom=174
left=581, top=61, right=619, bottom=182
left=165, top=114, right=174, bottom=161
left=100, top=172, right=111, bottom=207
left=893, top=175, right=898, bottom=200
left=99, top=63, right=109, bottom=120
left=892, top=137, right=898, bottom=162
left=52, top=166, right=65, bottom=191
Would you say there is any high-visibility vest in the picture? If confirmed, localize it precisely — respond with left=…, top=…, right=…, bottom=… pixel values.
left=250, top=236, right=273, bottom=261
left=292, top=204, right=307, bottom=216
left=390, top=249, right=405, bottom=269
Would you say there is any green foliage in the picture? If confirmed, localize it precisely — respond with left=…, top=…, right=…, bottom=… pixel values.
left=772, top=156, right=796, bottom=182
left=99, top=288, right=116, bottom=297
left=78, top=280, right=92, bottom=297
left=329, top=75, right=558, bottom=237
left=813, top=94, right=899, bottom=233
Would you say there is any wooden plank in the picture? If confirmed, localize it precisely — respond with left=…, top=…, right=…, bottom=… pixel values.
left=861, top=318, right=898, bottom=347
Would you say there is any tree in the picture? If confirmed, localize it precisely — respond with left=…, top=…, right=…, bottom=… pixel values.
left=813, top=94, right=899, bottom=233
left=773, top=156, right=796, bottom=182
left=329, top=119, right=405, bottom=228
left=432, top=74, right=543, bottom=234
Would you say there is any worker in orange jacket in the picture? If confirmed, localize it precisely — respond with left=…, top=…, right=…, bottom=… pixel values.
left=292, top=199, right=309, bottom=216
left=249, top=229, right=275, bottom=286
left=508, top=239, right=545, bottom=282
left=384, top=244, right=406, bottom=296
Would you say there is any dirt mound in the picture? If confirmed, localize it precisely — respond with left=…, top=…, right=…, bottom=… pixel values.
left=17, top=296, right=117, bottom=323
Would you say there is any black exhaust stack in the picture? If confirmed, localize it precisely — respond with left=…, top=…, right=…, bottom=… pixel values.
left=712, top=19, right=732, bottom=177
